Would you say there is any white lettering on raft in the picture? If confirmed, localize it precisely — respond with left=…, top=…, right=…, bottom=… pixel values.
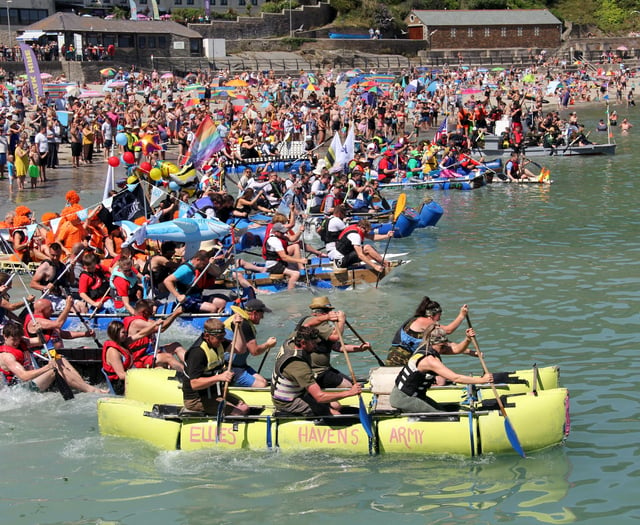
left=297, top=426, right=360, bottom=445
left=388, top=427, right=425, bottom=449
left=188, top=424, right=237, bottom=445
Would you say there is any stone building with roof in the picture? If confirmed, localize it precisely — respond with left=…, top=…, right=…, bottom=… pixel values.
left=19, top=12, right=203, bottom=60
left=406, top=9, right=562, bottom=50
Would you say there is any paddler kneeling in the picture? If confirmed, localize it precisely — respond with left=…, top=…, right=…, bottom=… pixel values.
left=181, top=318, right=249, bottom=416
left=390, top=328, right=492, bottom=413
left=271, top=326, right=362, bottom=416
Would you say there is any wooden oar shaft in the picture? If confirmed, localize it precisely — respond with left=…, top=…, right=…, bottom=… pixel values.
left=22, top=298, right=74, bottom=400
left=344, top=319, right=385, bottom=367
left=465, top=313, right=525, bottom=457
left=86, top=287, right=112, bottom=321
left=222, top=320, right=240, bottom=402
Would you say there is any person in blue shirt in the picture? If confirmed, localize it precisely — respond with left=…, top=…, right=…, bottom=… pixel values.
left=163, top=250, right=228, bottom=313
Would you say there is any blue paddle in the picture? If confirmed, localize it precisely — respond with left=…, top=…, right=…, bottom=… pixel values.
left=465, top=314, right=526, bottom=458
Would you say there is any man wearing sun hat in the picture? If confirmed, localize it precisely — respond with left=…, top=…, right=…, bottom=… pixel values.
left=222, top=298, right=277, bottom=388
left=182, top=317, right=249, bottom=416
left=271, top=325, right=362, bottom=416
left=287, top=296, right=372, bottom=388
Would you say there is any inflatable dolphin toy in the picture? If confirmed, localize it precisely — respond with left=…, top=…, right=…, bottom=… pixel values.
left=119, top=217, right=231, bottom=260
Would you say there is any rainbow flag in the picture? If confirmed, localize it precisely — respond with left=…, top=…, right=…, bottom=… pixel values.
left=183, top=116, right=225, bottom=168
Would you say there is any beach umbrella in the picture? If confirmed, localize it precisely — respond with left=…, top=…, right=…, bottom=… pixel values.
left=461, top=88, right=482, bottom=94
left=360, top=92, right=376, bottom=105
left=347, top=75, right=365, bottom=87
left=491, top=67, right=504, bottom=72
left=66, top=85, right=81, bottom=97
left=43, top=84, right=68, bottom=98
left=478, top=67, right=488, bottom=72
left=404, top=79, right=422, bottom=94
left=617, top=45, right=628, bottom=51
left=79, top=90, right=103, bottom=99
left=231, top=94, right=249, bottom=111
left=225, top=79, right=248, bottom=87
left=345, top=69, right=362, bottom=78
left=185, top=98, right=200, bottom=107
left=522, top=73, right=536, bottom=83
left=426, top=80, right=439, bottom=93
left=100, top=67, right=116, bottom=77
left=160, top=72, right=174, bottom=80
left=104, top=80, right=127, bottom=92
left=305, top=83, right=319, bottom=91
left=40, top=72, right=52, bottom=80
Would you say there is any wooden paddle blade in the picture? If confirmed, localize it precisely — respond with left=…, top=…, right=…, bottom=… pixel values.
left=504, top=416, right=526, bottom=458
left=359, top=396, right=374, bottom=439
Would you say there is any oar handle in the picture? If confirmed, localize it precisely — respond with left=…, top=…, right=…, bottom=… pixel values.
left=465, top=314, right=505, bottom=415
left=344, top=319, right=385, bottom=367
left=333, top=322, right=357, bottom=384
left=222, top=319, right=241, bottom=402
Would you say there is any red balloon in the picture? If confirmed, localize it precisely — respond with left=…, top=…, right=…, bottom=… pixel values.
left=123, top=152, right=135, bottom=165
left=108, top=156, right=120, bottom=168
left=139, top=161, right=152, bottom=173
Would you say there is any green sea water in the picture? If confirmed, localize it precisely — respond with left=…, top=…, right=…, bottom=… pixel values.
left=1, top=105, right=638, bottom=525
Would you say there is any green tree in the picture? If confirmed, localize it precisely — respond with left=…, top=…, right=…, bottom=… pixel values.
left=594, top=0, right=626, bottom=31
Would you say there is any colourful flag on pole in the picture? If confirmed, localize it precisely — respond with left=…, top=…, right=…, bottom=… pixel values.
left=19, top=43, right=44, bottom=100
left=183, top=116, right=225, bottom=168
left=433, top=117, right=448, bottom=144
left=150, top=0, right=160, bottom=20
left=129, top=0, right=138, bottom=20
left=333, top=125, right=355, bottom=173
left=324, top=132, right=342, bottom=172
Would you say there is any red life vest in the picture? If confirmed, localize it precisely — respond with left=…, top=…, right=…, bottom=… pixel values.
left=262, top=229, right=289, bottom=260
left=338, top=225, right=365, bottom=242
left=336, top=225, right=365, bottom=256
left=23, top=313, right=62, bottom=349
left=0, top=344, right=31, bottom=384
left=101, top=340, right=133, bottom=381
left=123, top=315, right=154, bottom=363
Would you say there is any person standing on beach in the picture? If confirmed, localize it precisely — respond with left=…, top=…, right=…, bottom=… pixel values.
left=34, top=125, right=48, bottom=183
left=14, top=137, right=28, bottom=191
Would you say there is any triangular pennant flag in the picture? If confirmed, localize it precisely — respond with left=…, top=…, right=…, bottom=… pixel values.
left=178, top=201, right=190, bottom=218
left=150, top=186, right=166, bottom=208
left=50, top=217, right=62, bottom=235
left=76, top=208, right=88, bottom=221
left=25, top=224, right=38, bottom=241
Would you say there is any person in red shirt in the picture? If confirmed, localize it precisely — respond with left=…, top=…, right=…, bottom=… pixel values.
left=109, top=257, right=142, bottom=316
left=77, top=252, right=111, bottom=312
left=123, top=299, right=186, bottom=371
left=377, top=150, right=399, bottom=183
